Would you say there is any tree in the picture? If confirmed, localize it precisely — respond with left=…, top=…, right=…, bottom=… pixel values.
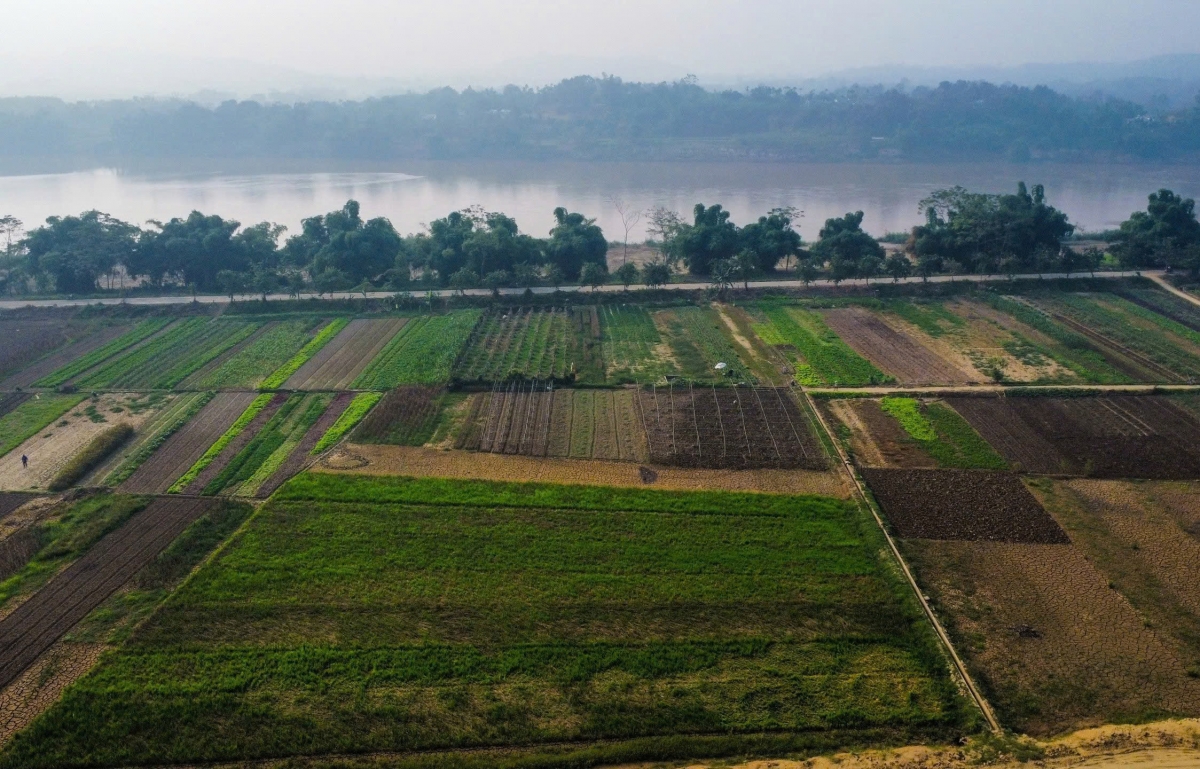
left=580, top=262, right=607, bottom=291
left=609, top=197, right=641, bottom=266
left=216, top=269, right=247, bottom=301
left=613, top=262, right=638, bottom=290
left=810, top=211, right=883, bottom=284
left=22, top=211, right=138, bottom=294
left=730, top=249, right=760, bottom=290
left=645, top=207, right=685, bottom=267
left=449, top=267, right=479, bottom=295
left=547, top=207, right=607, bottom=280
left=858, top=253, right=883, bottom=284
left=0, top=216, right=22, bottom=254
left=545, top=264, right=565, bottom=291
left=483, top=269, right=511, bottom=296
left=1080, top=246, right=1104, bottom=277
left=1112, top=189, right=1200, bottom=275
left=313, top=267, right=351, bottom=297
left=676, top=204, right=739, bottom=276
left=738, top=207, right=802, bottom=272
left=251, top=264, right=280, bottom=301
left=641, top=261, right=671, bottom=289
left=798, top=259, right=820, bottom=286
left=284, top=200, right=400, bottom=285
left=885, top=253, right=912, bottom=282
left=514, top=262, right=540, bottom=289
left=708, top=257, right=735, bottom=298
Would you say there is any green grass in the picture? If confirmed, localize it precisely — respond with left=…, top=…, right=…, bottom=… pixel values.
left=191, top=319, right=322, bottom=389
left=755, top=304, right=890, bottom=387
left=104, top=392, right=214, bottom=487
left=33, top=319, right=171, bottom=388
left=599, top=305, right=674, bottom=383
left=201, top=393, right=329, bottom=496
left=77, top=319, right=260, bottom=389
left=655, top=306, right=752, bottom=383
left=260, top=318, right=348, bottom=390
left=358, top=310, right=481, bottom=388
left=313, top=392, right=381, bottom=453
left=882, top=301, right=965, bottom=339
left=0, top=394, right=85, bottom=458
left=3, top=476, right=967, bottom=768
left=168, top=394, right=275, bottom=493
left=878, top=397, right=1007, bottom=470
left=0, top=494, right=148, bottom=610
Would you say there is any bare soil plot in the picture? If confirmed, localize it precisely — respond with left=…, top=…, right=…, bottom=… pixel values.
left=0, top=496, right=213, bottom=691
left=0, top=394, right=163, bottom=492
left=822, top=398, right=936, bottom=468
left=822, top=307, right=979, bottom=385
left=120, top=392, right=257, bottom=494
left=0, top=639, right=105, bottom=744
left=180, top=394, right=288, bottom=495
left=948, top=395, right=1200, bottom=479
left=284, top=318, right=407, bottom=390
left=926, top=299, right=1077, bottom=383
left=255, top=392, right=353, bottom=498
left=319, top=443, right=851, bottom=497
left=351, top=386, right=444, bottom=445
left=861, top=468, right=1068, bottom=543
left=904, top=539, right=1200, bottom=735
left=0, top=494, right=34, bottom=523
left=637, top=384, right=827, bottom=470
left=0, top=323, right=131, bottom=390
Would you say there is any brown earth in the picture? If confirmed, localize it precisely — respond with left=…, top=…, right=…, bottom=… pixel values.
left=862, top=468, right=1068, bottom=543
left=0, top=394, right=164, bottom=492
left=354, top=386, right=442, bottom=444
left=948, top=396, right=1200, bottom=479
left=0, top=496, right=213, bottom=690
left=177, top=320, right=276, bottom=388
left=120, top=391, right=256, bottom=494
left=182, top=393, right=288, bottom=494
left=0, top=639, right=106, bottom=745
left=284, top=318, right=408, bottom=390
left=823, top=398, right=935, bottom=468
left=638, top=384, right=827, bottom=470
left=822, top=306, right=979, bottom=385
left=905, top=538, right=1200, bottom=735
left=318, top=444, right=851, bottom=497
left=256, top=392, right=354, bottom=498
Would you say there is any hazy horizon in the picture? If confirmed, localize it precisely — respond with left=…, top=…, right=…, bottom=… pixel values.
left=3, top=0, right=1200, bottom=100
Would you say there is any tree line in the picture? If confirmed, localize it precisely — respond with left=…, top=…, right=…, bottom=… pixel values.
left=1, top=184, right=1197, bottom=297
left=2, top=77, right=1199, bottom=163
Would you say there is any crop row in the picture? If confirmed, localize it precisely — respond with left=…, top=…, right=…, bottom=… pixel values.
left=879, top=397, right=1007, bottom=470
left=600, top=305, right=674, bottom=383
left=454, top=308, right=571, bottom=382
left=355, top=310, right=481, bottom=388
left=78, top=319, right=259, bottom=389
left=312, top=392, right=381, bottom=453
left=202, top=393, right=329, bottom=496
left=191, top=319, right=321, bottom=389
left=755, top=304, right=887, bottom=386
left=259, top=319, right=348, bottom=390
left=33, top=319, right=171, bottom=388
left=168, top=394, right=274, bottom=492
left=103, top=392, right=215, bottom=487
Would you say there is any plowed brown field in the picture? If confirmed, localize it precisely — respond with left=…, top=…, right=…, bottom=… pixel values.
left=638, top=384, right=826, bottom=470
left=319, top=443, right=850, bottom=497
left=862, top=468, right=1068, bottom=543
left=822, top=307, right=979, bottom=385
left=948, top=395, right=1200, bottom=479
left=904, top=538, right=1200, bottom=735
left=120, top=392, right=256, bottom=494
left=824, top=398, right=935, bottom=468
left=0, top=496, right=213, bottom=691
left=284, top=318, right=407, bottom=390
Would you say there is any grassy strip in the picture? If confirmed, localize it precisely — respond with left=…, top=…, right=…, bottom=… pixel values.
left=280, top=473, right=850, bottom=518
left=259, top=318, right=348, bottom=389
left=0, top=394, right=85, bottom=458
left=103, top=392, right=214, bottom=487
left=757, top=304, right=890, bottom=387
left=203, top=395, right=304, bottom=495
left=883, top=300, right=965, bottom=338
left=312, top=392, right=381, bottom=453
left=0, top=494, right=148, bottom=609
left=358, top=310, right=482, bottom=388
left=167, top=394, right=274, bottom=493
left=237, top=395, right=331, bottom=496
left=191, top=319, right=320, bottom=389
left=33, top=320, right=170, bottom=388
left=880, top=396, right=1007, bottom=470
left=879, top=397, right=937, bottom=440
left=48, top=425, right=134, bottom=491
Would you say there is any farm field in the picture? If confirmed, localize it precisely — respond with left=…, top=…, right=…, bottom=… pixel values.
left=947, top=395, right=1200, bottom=478
left=453, top=307, right=578, bottom=383
left=0, top=321, right=133, bottom=389
left=749, top=302, right=889, bottom=386
left=821, top=306, right=980, bottom=385
left=185, top=318, right=321, bottom=389
left=652, top=306, right=756, bottom=383
left=1, top=474, right=968, bottom=768
left=119, top=392, right=257, bottom=494
left=638, top=384, right=827, bottom=469
left=355, top=310, right=480, bottom=388
left=599, top=304, right=678, bottom=382
left=353, top=386, right=447, bottom=445
left=283, top=318, right=407, bottom=390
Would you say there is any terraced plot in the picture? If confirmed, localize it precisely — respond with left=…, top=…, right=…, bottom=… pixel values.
left=283, top=318, right=407, bottom=390
left=89, top=392, right=213, bottom=486
left=353, top=310, right=480, bottom=388
left=77, top=318, right=260, bottom=390
left=1, top=475, right=967, bottom=768
left=120, top=392, right=257, bottom=494
left=32, top=319, right=173, bottom=389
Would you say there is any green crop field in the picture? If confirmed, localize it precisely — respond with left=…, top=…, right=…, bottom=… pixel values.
left=879, top=397, right=1007, bottom=470
left=453, top=307, right=575, bottom=383
left=190, top=319, right=321, bottom=389
left=77, top=318, right=260, bottom=389
left=653, top=306, right=755, bottom=383
left=355, top=310, right=481, bottom=388
left=751, top=303, right=889, bottom=386
left=0, top=393, right=85, bottom=457
left=33, top=319, right=172, bottom=388
left=3, top=474, right=968, bottom=768
left=600, top=305, right=677, bottom=383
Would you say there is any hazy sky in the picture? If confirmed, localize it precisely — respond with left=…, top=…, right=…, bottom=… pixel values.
left=4, top=0, right=1200, bottom=94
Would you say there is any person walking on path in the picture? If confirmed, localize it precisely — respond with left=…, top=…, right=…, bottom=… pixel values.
left=20, top=455, right=27, bottom=469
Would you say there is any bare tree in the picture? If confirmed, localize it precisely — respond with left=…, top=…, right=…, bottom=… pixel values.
left=608, top=197, right=642, bottom=267
left=645, top=206, right=683, bottom=267
left=0, top=216, right=22, bottom=255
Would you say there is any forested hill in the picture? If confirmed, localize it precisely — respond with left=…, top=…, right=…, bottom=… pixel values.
left=2, top=76, right=1199, bottom=163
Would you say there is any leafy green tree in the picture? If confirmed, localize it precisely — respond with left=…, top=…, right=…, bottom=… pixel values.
left=216, top=269, right=247, bottom=301
left=641, top=261, right=671, bottom=289
left=483, top=270, right=511, bottom=296
left=580, top=262, right=607, bottom=291
left=810, top=211, right=883, bottom=283
left=676, top=204, right=739, bottom=276
left=885, top=253, right=912, bottom=282
left=23, top=211, right=138, bottom=293
left=545, top=264, right=565, bottom=290
left=449, top=267, right=479, bottom=295
left=283, top=200, right=399, bottom=284
left=1112, top=189, right=1200, bottom=274
left=738, top=207, right=802, bottom=272
left=798, top=259, right=820, bottom=286
left=547, top=207, right=607, bottom=280
left=313, top=267, right=351, bottom=296
left=730, top=249, right=761, bottom=289
left=514, top=262, right=540, bottom=289
left=613, top=262, right=638, bottom=290
left=135, top=211, right=244, bottom=289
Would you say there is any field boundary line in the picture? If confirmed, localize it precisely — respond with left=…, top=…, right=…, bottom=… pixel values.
left=798, top=386, right=1002, bottom=734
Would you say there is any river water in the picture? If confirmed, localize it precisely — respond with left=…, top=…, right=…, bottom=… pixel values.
left=0, top=160, right=1196, bottom=242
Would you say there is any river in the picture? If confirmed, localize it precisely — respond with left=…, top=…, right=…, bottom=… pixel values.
left=0, top=160, right=1196, bottom=241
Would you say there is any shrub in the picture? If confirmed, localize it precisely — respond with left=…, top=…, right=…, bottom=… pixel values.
left=48, top=425, right=135, bottom=491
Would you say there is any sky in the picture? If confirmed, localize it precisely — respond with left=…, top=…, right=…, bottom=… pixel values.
left=2, top=0, right=1200, bottom=97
